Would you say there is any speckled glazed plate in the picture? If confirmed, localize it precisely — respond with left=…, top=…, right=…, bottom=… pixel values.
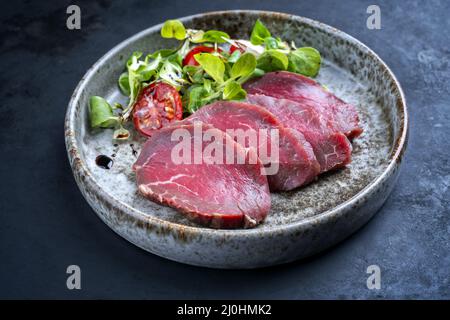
left=65, top=10, right=407, bottom=268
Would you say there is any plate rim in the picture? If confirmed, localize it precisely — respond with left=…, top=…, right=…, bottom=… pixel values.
left=65, top=10, right=408, bottom=239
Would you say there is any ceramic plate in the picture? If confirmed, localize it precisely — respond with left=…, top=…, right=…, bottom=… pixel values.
left=65, top=10, right=408, bottom=268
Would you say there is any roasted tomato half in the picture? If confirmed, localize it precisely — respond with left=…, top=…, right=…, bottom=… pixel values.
left=132, top=82, right=183, bottom=137
left=183, top=46, right=222, bottom=66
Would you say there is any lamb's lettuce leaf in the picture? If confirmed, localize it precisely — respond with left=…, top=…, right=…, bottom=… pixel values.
left=223, top=81, right=246, bottom=100
left=288, top=47, right=321, bottom=77
left=230, top=53, right=257, bottom=79
left=89, top=96, right=119, bottom=128
left=257, top=50, right=289, bottom=72
left=250, top=19, right=271, bottom=45
left=161, top=19, right=186, bottom=40
left=194, top=53, right=225, bottom=83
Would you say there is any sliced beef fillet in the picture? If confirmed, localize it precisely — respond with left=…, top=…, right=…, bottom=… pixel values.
left=247, top=94, right=352, bottom=172
left=243, top=71, right=363, bottom=139
left=133, top=123, right=271, bottom=229
left=181, top=101, right=320, bottom=191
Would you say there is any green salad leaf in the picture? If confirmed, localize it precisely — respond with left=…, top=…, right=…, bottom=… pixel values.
left=191, top=30, right=230, bottom=43
left=125, top=52, right=163, bottom=98
left=149, top=48, right=177, bottom=59
left=183, top=65, right=204, bottom=84
left=250, top=19, right=271, bottom=45
left=118, top=72, right=130, bottom=96
left=257, top=49, right=289, bottom=72
left=263, top=36, right=278, bottom=50
left=89, top=96, right=119, bottom=128
left=158, top=59, right=185, bottom=89
left=140, top=54, right=162, bottom=80
left=161, top=19, right=186, bottom=40
left=186, top=85, right=208, bottom=113
left=188, top=30, right=205, bottom=43
left=230, top=53, right=257, bottom=80
left=223, top=81, right=246, bottom=100
left=288, top=47, right=321, bottom=77
left=203, top=78, right=212, bottom=92
left=126, top=52, right=144, bottom=106
left=194, top=53, right=225, bottom=83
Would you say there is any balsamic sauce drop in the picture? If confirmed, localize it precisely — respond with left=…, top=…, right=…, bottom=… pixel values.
left=95, top=155, right=114, bottom=169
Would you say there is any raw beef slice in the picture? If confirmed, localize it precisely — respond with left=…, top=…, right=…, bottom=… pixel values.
left=181, top=101, right=320, bottom=191
left=247, top=94, right=352, bottom=172
left=133, top=123, right=271, bottom=229
left=243, top=71, right=363, bottom=139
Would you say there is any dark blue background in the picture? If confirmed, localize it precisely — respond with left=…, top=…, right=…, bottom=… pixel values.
left=1, top=0, right=449, bottom=299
